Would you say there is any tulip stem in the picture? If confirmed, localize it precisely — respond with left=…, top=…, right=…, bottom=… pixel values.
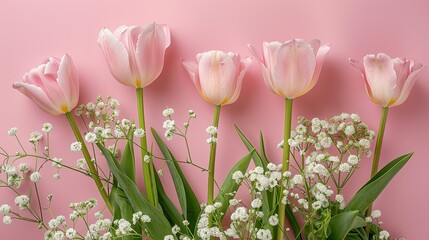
left=207, top=105, right=221, bottom=226
left=277, top=98, right=293, bottom=240
left=65, top=112, right=113, bottom=213
left=136, top=88, right=158, bottom=207
left=365, top=107, right=389, bottom=218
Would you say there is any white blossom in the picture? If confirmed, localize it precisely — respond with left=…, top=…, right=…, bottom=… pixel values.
left=70, top=142, right=82, bottom=152
left=30, top=172, right=42, bottom=183
left=162, top=108, right=175, bottom=117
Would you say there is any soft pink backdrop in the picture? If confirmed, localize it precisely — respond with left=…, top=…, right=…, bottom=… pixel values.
left=1, top=0, right=428, bottom=239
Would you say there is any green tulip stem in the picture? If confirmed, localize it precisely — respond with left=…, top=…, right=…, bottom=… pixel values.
left=65, top=112, right=113, bottom=213
left=277, top=98, right=293, bottom=240
left=136, top=88, right=158, bottom=207
left=207, top=105, right=221, bottom=226
left=366, top=106, right=389, bottom=218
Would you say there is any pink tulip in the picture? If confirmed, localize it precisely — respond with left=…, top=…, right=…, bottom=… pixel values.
left=350, top=53, right=425, bottom=107
left=98, top=23, right=170, bottom=88
left=249, top=39, right=330, bottom=99
left=13, top=54, right=79, bottom=115
left=182, top=50, right=252, bottom=106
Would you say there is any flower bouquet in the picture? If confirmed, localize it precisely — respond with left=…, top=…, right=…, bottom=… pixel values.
left=0, top=22, right=424, bottom=240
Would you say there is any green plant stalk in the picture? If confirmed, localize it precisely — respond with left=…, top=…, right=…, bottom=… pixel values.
left=208, top=105, right=221, bottom=225
left=136, top=88, right=158, bottom=207
left=65, top=112, right=113, bottom=213
left=365, top=107, right=389, bottom=217
left=276, top=98, right=293, bottom=240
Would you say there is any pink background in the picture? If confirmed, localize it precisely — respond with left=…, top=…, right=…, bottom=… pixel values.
left=1, top=0, right=428, bottom=239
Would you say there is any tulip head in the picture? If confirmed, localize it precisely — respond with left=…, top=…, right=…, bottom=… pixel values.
left=13, top=54, right=79, bottom=115
left=98, top=23, right=170, bottom=88
left=249, top=39, right=330, bottom=99
left=350, top=53, right=425, bottom=108
left=182, top=50, right=252, bottom=106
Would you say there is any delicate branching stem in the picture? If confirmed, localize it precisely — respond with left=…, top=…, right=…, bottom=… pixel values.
left=366, top=107, right=389, bottom=218
left=208, top=105, right=221, bottom=227
left=65, top=112, right=113, bottom=213
left=136, top=88, right=158, bottom=207
left=277, top=98, right=293, bottom=240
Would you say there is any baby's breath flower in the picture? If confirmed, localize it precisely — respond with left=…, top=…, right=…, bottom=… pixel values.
left=77, top=158, right=85, bottom=169
left=14, top=195, right=30, bottom=210
left=379, top=230, right=390, bottom=240
left=53, top=173, right=61, bottom=180
left=365, top=217, right=372, bottom=223
left=157, top=169, right=164, bottom=176
left=188, top=110, right=196, bottom=118
left=162, top=108, right=175, bottom=117
left=18, top=163, right=29, bottom=173
left=206, top=126, right=217, bottom=135
left=347, top=155, right=359, bottom=165
left=85, top=132, right=97, bottom=143
left=371, top=210, right=382, bottom=218
left=206, top=137, right=217, bottom=144
left=172, top=225, right=180, bottom=234
left=30, top=172, right=42, bottom=183
left=29, top=131, right=43, bottom=142
left=0, top=204, right=11, bottom=215
left=52, top=157, right=62, bottom=168
left=65, top=228, right=76, bottom=239
left=115, top=219, right=132, bottom=236
left=133, top=128, right=145, bottom=138
left=268, top=215, right=279, bottom=226
left=42, top=123, right=53, bottom=133
left=3, top=215, right=12, bottom=224
left=338, top=163, right=351, bottom=172
left=143, top=155, right=152, bottom=163
left=256, top=229, right=272, bottom=240
left=8, top=127, right=18, bottom=136
left=164, top=235, right=175, bottom=240
left=70, top=142, right=82, bottom=152
left=251, top=199, right=263, bottom=208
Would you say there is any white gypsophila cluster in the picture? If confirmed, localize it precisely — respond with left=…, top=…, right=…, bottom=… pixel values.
left=48, top=215, right=66, bottom=229
left=29, top=131, right=43, bottom=143
left=206, top=126, right=217, bottom=144
left=30, top=171, right=42, bottom=183
left=114, top=219, right=133, bottom=236
left=14, top=195, right=30, bottom=210
left=133, top=128, right=145, bottom=138
left=70, top=142, right=82, bottom=152
left=256, top=229, right=272, bottom=240
left=162, top=107, right=175, bottom=117
left=163, top=119, right=176, bottom=140
left=2, top=164, right=24, bottom=188
left=132, top=211, right=151, bottom=225
left=0, top=204, right=11, bottom=215
left=42, top=123, right=53, bottom=133
left=8, top=127, right=18, bottom=136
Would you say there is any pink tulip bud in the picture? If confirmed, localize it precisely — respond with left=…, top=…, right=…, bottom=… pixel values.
left=13, top=54, right=79, bottom=115
left=98, top=23, right=170, bottom=88
left=350, top=53, right=425, bottom=107
left=182, top=50, right=252, bottom=106
left=249, top=39, right=330, bottom=99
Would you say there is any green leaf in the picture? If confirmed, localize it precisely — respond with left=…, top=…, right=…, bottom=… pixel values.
left=328, top=211, right=365, bottom=240
left=98, top=143, right=173, bottom=239
left=151, top=128, right=200, bottom=232
left=214, top=150, right=253, bottom=219
left=120, top=130, right=136, bottom=183
left=235, top=125, right=267, bottom=171
left=154, top=171, right=188, bottom=234
left=345, top=153, right=412, bottom=213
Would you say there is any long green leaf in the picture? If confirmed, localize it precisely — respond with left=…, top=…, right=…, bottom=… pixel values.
left=98, top=143, right=173, bottom=239
left=120, top=129, right=136, bottom=183
left=151, top=128, right=200, bottom=232
left=154, top=172, right=188, bottom=234
left=328, top=211, right=365, bottom=240
left=214, top=150, right=253, bottom=218
left=345, top=153, right=412, bottom=213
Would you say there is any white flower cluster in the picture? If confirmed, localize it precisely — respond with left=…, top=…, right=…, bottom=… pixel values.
left=205, top=126, right=217, bottom=144
left=1, top=163, right=27, bottom=188
left=162, top=108, right=196, bottom=141
left=0, top=204, right=12, bottom=225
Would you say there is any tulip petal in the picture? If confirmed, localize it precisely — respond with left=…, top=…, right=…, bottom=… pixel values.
left=57, top=54, right=79, bottom=111
left=350, top=58, right=376, bottom=102
left=391, top=63, right=425, bottom=107
left=298, top=43, right=330, bottom=97
left=226, top=56, right=252, bottom=105
left=363, top=53, right=397, bottom=107
left=181, top=59, right=205, bottom=99
left=98, top=28, right=134, bottom=87
left=13, top=82, right=63, bottom=115
left=274, top=40, right=316, bottom=98
left=308, top=39, right=321, bottom=56
left=248, top=44, right=278, bottom=95
left=135, top=23, right=170, bottom=88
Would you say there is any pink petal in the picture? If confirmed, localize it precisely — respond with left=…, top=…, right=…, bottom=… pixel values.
left=198, top=51, right=237, bottom=105
left=98, top=28, right=134, bottom=87
left=391, top=63, right=425, bottom=107
left=181, top=58, right=204, bottom=98
left=248, top=43, right=278, bottom=95
left=226, top=56, right=252, bottom=105
left=274, top=40, right=316, bottom=98
left=298, top=43, right=330, bottom=97
left=308, top=39, right=321, bottom=56
left=13, top=82, right=63, bottom=115
left=57, top=54, right=79, bottom=111
left=349, top=58, right=375, bottom=104
left=363, top=53, right=397, bottom=107
left=135, top=23, right=170, bottom=88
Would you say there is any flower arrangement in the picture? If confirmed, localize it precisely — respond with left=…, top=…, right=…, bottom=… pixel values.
left=0, top=22, right=424, bottom=240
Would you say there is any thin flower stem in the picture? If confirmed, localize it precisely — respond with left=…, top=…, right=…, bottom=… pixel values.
left=208, top=105, right=221, bottom=226
left=366, top=107, right=389, bottom=218
left=136, top=88, right=158, bottom=207
left=277, top=98, right=293, bottom=240
left=65, top=112, right=113, bottom=213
